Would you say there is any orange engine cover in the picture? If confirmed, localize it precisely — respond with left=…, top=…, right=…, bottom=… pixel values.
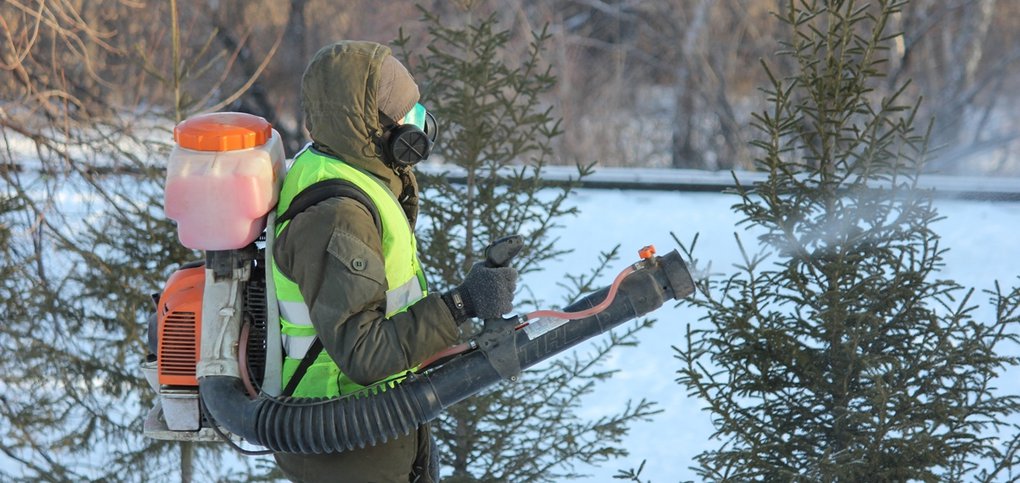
left=157, top=265, right=205, bottom=386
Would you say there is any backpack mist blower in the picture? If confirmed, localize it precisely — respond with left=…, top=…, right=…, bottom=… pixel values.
left=141, top=112, right=696, bottom=453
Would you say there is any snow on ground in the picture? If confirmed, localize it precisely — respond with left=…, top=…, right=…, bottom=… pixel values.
left=524, top=189, right=1020, bottom=482
left=5, top=167, right=1019, bottom=481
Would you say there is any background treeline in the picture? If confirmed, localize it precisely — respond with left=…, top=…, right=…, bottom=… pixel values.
left=3, top=0, right=1018, bottom=175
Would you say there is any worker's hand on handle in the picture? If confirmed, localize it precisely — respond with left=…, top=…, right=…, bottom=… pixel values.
left=442, top=235, right=523, bottom=322
left=443, top=263, right=518, bottom=322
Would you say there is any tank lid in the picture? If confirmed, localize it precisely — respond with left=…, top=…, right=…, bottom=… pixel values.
left=174, top=112, right=272, bottom=151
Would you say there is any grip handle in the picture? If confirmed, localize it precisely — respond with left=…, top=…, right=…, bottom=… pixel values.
left=484, top=235, right=524, bottom=268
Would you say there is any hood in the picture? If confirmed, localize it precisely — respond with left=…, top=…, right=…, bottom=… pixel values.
left=301, top=41, right=418, bottom=195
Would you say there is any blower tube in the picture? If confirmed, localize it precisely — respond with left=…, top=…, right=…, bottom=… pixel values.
left=199, top=250, right=694, bottom=454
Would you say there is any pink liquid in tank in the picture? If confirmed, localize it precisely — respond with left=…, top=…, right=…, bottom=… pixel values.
left=163, top=113, right=285, bottom=251
left=165, top=172, right=273, bottom=250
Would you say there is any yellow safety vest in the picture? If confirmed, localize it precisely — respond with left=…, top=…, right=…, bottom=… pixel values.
left=272, top=146, right=427, bottom=397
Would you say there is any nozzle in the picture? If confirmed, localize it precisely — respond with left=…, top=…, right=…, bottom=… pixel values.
left=638, top=245, right=656, bottom=260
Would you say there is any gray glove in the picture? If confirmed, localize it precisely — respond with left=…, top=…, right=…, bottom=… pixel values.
left=442, top=263, right=518, bottom=321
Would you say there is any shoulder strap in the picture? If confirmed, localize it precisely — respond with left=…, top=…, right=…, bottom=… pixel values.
left=278, top=178, right=381, bottom=235
left=275, top=178, right=382, bottom=397
left=281, top=338, right=323, bottom=397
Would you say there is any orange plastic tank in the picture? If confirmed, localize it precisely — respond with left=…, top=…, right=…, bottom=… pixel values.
left=164, top=112, right=286, bottom=250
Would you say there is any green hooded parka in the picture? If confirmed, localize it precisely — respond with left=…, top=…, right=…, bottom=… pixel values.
left=271, top=40, right=456, bottom=483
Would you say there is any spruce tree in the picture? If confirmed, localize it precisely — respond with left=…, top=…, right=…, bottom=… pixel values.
left=397, top=7, right=659, bottom=482
left=675, top=0, right=1020, bottom=480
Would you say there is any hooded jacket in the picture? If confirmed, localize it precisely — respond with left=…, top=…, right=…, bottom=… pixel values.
left=271, top=40, right=450, bottom=483
left=273, top=41, right=460, bottom=391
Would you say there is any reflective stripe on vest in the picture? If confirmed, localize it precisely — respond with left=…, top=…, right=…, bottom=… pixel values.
left=278, top=278, right=424, bottom=361
left=272, top=146, right=427, bottom=397
left=278, top=300, right=315, bottom=358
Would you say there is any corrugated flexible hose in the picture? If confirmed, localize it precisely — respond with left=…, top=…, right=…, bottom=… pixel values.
left=200, top=250, right=694, bottom=454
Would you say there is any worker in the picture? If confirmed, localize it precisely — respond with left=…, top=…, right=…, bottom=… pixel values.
left=270, top=41, right=518, bottom=482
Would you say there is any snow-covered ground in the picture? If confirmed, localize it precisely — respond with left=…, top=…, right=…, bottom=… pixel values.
left=5, top=164, right=1019, bottom=481
left=527, top=189, right=1020, bottom=482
